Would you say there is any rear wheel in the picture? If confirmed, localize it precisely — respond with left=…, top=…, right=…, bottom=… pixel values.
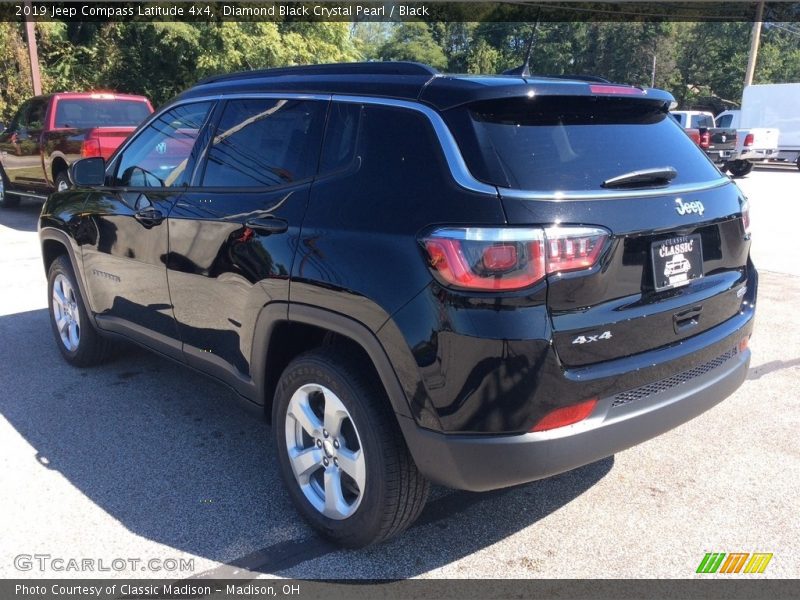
left=0, top=168, right=20, bottom=208
left=48, top=255, right=112, bottom=366
left=727, top=160, right=753, bottom=178
left=273, top=349, right=429, bottom=547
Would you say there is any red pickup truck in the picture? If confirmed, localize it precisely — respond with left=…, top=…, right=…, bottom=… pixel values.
left=0, top=92, right=153, bottom=208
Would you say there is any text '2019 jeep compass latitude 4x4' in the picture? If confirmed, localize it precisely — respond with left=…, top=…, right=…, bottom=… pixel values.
left=39, top=63, right=756, bottom=547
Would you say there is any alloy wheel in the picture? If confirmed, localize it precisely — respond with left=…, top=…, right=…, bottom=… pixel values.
left=51, top=273, right=81, bottom=351
left=284, top=383, right=366, bottom=520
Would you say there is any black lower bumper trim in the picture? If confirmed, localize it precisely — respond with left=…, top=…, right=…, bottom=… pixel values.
left=399, top=345, right=750, bottom=492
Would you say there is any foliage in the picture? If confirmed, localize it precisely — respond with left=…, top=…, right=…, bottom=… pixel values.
left=376, top=23, right=447, bottom=69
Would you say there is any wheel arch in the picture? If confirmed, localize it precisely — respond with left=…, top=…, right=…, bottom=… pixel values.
left=50, top=154, right=70, bottom=186
left=39, top=227, right=97, bottom=325
left=252, top=303, right=414, bottom=425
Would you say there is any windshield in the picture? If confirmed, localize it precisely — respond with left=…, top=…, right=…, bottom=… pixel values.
left=455, top=96, right=721, bottom=191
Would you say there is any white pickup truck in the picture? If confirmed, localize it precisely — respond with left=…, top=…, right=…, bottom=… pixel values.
left=716, top=109, right=779, bottom=177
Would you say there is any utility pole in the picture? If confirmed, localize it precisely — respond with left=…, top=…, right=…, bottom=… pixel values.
left=23, top=0, right=42, bottom=95
left=744, top=0, right=765, bottom=88
left=651, top=53, right=657, bottom=88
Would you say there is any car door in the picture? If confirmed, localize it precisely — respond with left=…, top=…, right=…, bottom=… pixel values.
left=81, top=101, right=215, bottom=358
left=167, top=95, right=328, bottom=386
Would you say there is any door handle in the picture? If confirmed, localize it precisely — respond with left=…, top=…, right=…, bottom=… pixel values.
left=245, top=217, right=288, bottom=235
left=134, top=207, right=165, bottom=228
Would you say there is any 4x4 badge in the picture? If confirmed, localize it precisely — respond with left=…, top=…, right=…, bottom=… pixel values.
left=572, top=331, right=613, bottom=344
left=675, top=198, right=705, bottom=216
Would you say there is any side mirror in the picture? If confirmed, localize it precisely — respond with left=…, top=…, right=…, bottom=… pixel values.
left=69, top=157, right=105, bottom=187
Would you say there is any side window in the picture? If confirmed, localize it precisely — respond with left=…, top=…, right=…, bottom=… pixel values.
left=717, top=114, right=731, bottom=128
left=354, top=104, right=447, bottom=190
left=27, top=99, right=48, bottom=130
left=201, top=98, right=326, bottom=188
left=8, top=101, right=31, bottom=132
left=320, top=102, right=362, bottom=175
left=113, top=101, right=213, bottom=188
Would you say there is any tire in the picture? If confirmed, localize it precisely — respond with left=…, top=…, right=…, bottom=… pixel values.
left=727, top=160, right=754, bottom=178
left=0, top=167, right=20, bottom=208
left=47, top=255, right=112, bottom=367
left=54, top=171, right=70, bottom=192
left=273, top=349, right=429, bottom=547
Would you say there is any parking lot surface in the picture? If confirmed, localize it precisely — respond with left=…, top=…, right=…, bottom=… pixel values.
left=1, top=167, right=798, bottom=579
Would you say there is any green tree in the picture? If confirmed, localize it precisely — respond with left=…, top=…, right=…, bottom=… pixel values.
left=377, top=23, right=447, bottom=70
left=0, top=23, right=33, bottom=121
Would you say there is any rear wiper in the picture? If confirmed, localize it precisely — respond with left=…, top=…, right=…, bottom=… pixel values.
left=601, top=167, right=677, bottom=189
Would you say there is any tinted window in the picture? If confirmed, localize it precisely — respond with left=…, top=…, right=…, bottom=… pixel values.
left=691, top=114, right=714, bottom=128
left=113, top=102, right=212, bottom=187
left=716, top=114, right=732, bottom=128
left=202, top=98, right=326, bottom=188
left=458, top=97, right=721, bottom=190
left=7, top=101, right=31, bottom=132
left=27, top=98, right=48, bottom=130
left=320, top=102, right=362, bottom=175
left=54, top=99, right=151, bottom=128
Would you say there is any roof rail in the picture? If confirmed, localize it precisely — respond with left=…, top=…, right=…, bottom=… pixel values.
left=196, top=62, right=439, bottom=86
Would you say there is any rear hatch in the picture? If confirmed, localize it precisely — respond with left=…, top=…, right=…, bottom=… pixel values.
left=446, top=91, right=751, bottom=367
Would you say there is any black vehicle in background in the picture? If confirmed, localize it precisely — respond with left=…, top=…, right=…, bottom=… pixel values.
left=38, top=63, right=756, bottom=547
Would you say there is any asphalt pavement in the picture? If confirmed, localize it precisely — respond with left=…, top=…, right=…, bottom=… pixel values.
left=0, top=168, right=798, bottom=579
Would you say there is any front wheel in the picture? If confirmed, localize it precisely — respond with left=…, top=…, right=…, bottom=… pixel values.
left=48, top=255, right=112, bottom=366
left=0, top=168, right=20, bottom=208
left=727, top=160, right=754, bottom=178
left=273, top=349, right=429, bottom=547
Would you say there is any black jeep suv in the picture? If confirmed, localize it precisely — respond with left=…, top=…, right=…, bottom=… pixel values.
left=39, top=62, right=756, bottom=547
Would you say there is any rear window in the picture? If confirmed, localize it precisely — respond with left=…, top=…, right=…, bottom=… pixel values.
left=454, top=97, right=721, bottom=191
left=691, top=114, right=715, bottom=128
left=54, top=99, right=151, bottom=128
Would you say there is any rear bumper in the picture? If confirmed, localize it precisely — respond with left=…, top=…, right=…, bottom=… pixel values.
left=736, top=148, right=777, bottom=161
left=399, top=327, right=751, bottom=492
left=705, top=149, right=735, bottom=164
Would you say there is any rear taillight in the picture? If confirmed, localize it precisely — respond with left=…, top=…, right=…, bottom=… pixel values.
left=545, top=227, right=608, bottom=273
left=421, top=226, right=608, bottom=291
left=744, top=133, right=754, bottom=147
left=81, top=138, right=102, bottom=158
left=687, top=129, right=701, bottom=146
left=741, top=199, right=751, bottom=236
left=699, top=130, right=710, bottom=149
left=530, top=398, right=598, bottom=432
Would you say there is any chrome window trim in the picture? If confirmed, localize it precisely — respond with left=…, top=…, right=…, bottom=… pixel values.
left=330, top=95, right=733, bottom=201
left=124, top=92, right=733, bottom=201
left=496, top=176, right=733, bottom=201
